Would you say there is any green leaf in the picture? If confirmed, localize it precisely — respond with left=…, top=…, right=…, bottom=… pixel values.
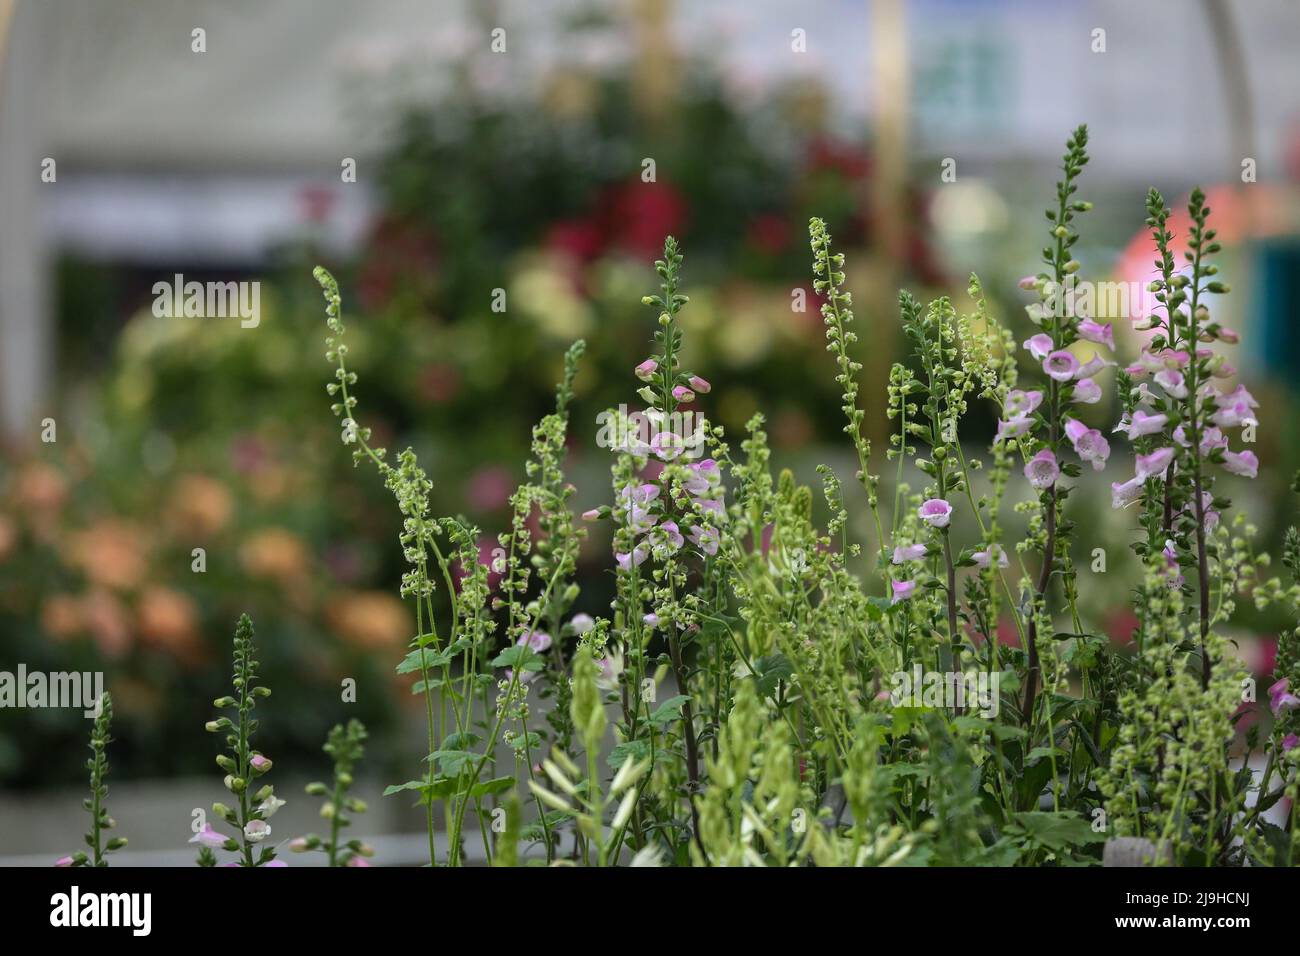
left=1010, top=811, right=1104, bottom=850
left=426, top=749, right=485, bottom=777
left=753, top=653, right=793, bottom=698
left=383, top=777, right=459, bottom=804
left=469, top=776, right=515, bottom=799
left=649, top=695, right=691, bottom=727
left=442, top=731, right=482, bottom=751
left=608, top=739, right=651, bottom=769
left=490, top=646, right=545, bottom=671
left=396, top=647, right=456, bottom=675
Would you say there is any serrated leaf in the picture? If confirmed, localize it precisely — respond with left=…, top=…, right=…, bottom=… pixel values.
left=649, top=695, right=691, bottom=726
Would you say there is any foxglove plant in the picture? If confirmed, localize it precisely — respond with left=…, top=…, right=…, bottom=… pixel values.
left=303, top=127, right=1299, bottom=867
left=291, top=719, right=374, bottom=866
left=197, top=613, right=283, bottom=867
left=56, top=692, right=127, bottom=867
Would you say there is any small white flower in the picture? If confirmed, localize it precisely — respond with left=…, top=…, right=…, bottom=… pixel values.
left=258, top=795, right=287, bottom=818
left=244, top=820, right=271, bottom=843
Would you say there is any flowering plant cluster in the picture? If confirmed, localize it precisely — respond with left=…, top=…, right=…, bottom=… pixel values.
left=306, top=126, right=1300, bottom=867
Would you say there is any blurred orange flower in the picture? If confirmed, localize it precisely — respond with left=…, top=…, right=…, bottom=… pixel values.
left=81, top=589, right=132, bottom=659
left=14, top=462, right=68, bottom=514
left=0, top=514, right=16, bottom=563
left=326, top=590, right=411, bottom=650
left=68, top=520, right=149, bottom=591
left=40, top=594, right=84, bottom=640
left=136, top=586, right=204, bottom=663
left=169, top=474, right=234, bottom=538
left=240, top=527, right=309, bottom=585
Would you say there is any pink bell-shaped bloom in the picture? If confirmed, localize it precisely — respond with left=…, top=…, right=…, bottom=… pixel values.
left=972, top=544, right=1009, bottom=570
left=688, top=525, right=720, bottom=556
left=1064, top=419, right=1110, bottom=470
left=688, top=375, right=712, bottom=394
left=995, top=416, right=1033, bottom=443
left=518, top=630, right=553, bottom=653
left=634, top=359, right=658, bottom=382
left=1072, top=378, right=1102, bottom=404
left=892, top=543, right=927, bottom=564
left=1111, top=475, right=1144, bottom=509
left=1005, top=389, right=1044, bottom=417
left=1135, top=447, right=1175, bottom=481
left=1023, top=334, right=1054, bottom=360
left=190, top=824, right=228, bottom=849
left=1077, top=320, right=1114, bottom=349
left=1116, top=409, right=1169, bottom=439
left=1044, top=351, right=1080, bottom=382
left=1222, top=449, right=1258, bottom=479
left=1024, top=450, right=1060, bottom=489
left=1154, top=369, right=1187, bottom=399
left=890, top=579, right=917, bottom=604
left=918, top=498, right=953, bottom=528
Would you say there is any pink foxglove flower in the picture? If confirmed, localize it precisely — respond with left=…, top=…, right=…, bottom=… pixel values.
left=54, top=856, right=74, bottom=867
left=1064, top=419, right=1110, bottom=470
left=695, top=498, right=725, bottom=521
left=1115, top=409, right=1169, bottom=439
left=649, top=431, right=686, bottom=461
left=615, top=543, right=650, bottom=570
left=995, top=416, right=1033, bottom=443
left=1135, top=447, right=1174, bottom=480
left=688, top=375, right=711, bottom=394
left=1072, top=377, right=1102, bottom=404
left=1075, top=354, right=1114, bottom=379
left=972, top=544, right=1009, bottom=569
left=1078, top=319, right=1114, bottom=349
left=634, top=359, right=657, bottom=382
left=570, top=613, right=595, bottom=635
left=1221, top=449, right=1258, bottom=479
left=671, top=385, right=695, bottom=403
left=688, top=525, right=720, bottom=556
left=518, top=630, right=552, bottom=653
left=250, top=754, right=272, bottom=774
left=1024, top=450, right=1060, bottom=489
left=1005, top=389, right=1043, bottom=417
left=918, top=498, right=953, bottom=528
left=1162, top=539, right=1184, bottom=588
left=1217, top=384, right=1259, bottom=410
left=1269, top=678, right=1300, bottom=715
left=1044, top=351, right=1080, bottom=382
left=1018, top=275, right=1039, bottom=290
left=1153, top=369, right=1187, bottom=399
left=243, top=820, right=271, bottom=843
left=892, top=543, right=927, bottom=564
left=1024, top=334, right=1054, bottom=361
left=890, top=579, right=916, bottom=604
left=190, top=824, right=228, bottom=849
left=649, top=521, right=684, bottom=554
left=1283, top=734, right=1299, bottom=753
left=1111, top=476, right=1144, bottom=509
